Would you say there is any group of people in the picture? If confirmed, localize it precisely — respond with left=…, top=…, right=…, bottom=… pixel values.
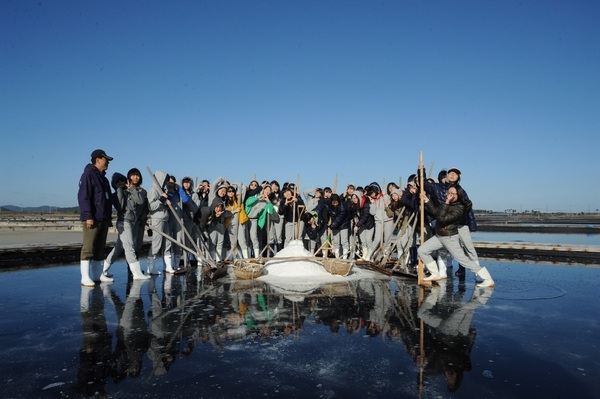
left=77, top=149, right=493, bottom=288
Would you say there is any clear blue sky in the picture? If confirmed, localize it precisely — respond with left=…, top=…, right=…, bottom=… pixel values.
left=1, top=1, right=599, bottom=212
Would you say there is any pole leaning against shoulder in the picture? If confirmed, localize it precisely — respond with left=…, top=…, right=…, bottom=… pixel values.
left=145, top=166, right=215, bottom=269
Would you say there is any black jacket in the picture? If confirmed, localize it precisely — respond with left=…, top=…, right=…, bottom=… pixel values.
left=425, top=201, right=467, bottom=237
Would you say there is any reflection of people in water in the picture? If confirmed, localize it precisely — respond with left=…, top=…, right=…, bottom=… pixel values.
left=146, top=277, right=180, bottom=376
left=365, top=280, right=394, bottom=338
left=418, top=281, right=493, bottom=392
left=77, top=286, right=112, bottom=397
left=111, top=280, right=151, bottom=382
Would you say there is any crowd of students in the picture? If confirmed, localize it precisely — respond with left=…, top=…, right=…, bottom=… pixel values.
left=78, top=148, right=493, bottom=288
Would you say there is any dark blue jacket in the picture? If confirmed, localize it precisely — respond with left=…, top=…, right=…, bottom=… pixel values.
left=328, top=200, right=351, bottom=230
left=355, top=202, right=375, bottom=230
left=78, top=164, right=113, bottom=222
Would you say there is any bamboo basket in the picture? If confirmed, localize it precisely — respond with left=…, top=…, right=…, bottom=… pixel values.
left=322, top=258, right=354, bottom=276
left=232, top=260, right=265, bottom=280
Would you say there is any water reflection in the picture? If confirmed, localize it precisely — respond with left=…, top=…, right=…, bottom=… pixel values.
left=78, top=286, right=112, bottom=397
left=76, top=270, right=493, bottom=396
left=418, top=281, right=493, bottom=392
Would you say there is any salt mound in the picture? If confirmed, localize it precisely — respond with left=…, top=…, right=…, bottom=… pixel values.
left=261, top=240, right=330, bottom=278
left=257, top=240, right=383, bottom=287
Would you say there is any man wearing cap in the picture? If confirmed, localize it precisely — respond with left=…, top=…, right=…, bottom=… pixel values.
left=77, top=149, right=114, bottom=286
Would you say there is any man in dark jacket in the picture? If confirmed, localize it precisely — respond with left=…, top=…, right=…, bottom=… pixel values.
left=78, top=149, right=114, bottom=286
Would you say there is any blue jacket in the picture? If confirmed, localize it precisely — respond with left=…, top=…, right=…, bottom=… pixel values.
left=328, top=200, right=351, bottom=230
left=78, top=163, right=113, bottom=222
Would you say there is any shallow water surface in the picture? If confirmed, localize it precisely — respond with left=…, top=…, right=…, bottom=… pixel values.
left=0, top=260, right=599, bottom=398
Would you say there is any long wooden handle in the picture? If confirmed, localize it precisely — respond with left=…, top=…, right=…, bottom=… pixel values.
left=418, top=152, right=425, bottom=285
left=145, top=166, right=205, bottom=263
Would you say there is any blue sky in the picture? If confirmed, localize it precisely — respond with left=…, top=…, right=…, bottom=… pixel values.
left=1, top=1, right=599, bottom=212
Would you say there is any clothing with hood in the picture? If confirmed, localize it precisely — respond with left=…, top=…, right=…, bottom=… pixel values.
left=224, top=184, right=249, bottom=255
left=303, top=188, right=322, bottom=213
left=179, top=177, right=201, bottom=256
left=423, top=175, right=477, bottom=233
left=110, top=173, right=128, bottom=222
left=418, top=192, right=482, bottom=275
left=208, top=176, right=228, bottom=207
left=328, top=199, right=351, bottom=231
left=179, top=176, right=201, bottom=225
left=326, top=196, right=352, bottom=258
left=385, top=189, right=404, bottom=222
left=302, top=204, right=329, bottom=251
left=166, top=179, right=184, bottom=259
left=105, top=172, right=147, bottom=266
left=197, top=198, right=232, bottom=259
left=125, top=168, right=148, bottom=254
left=197, top=198, right=230, bottom=233
left=147, top=170, right=170, bottom=222
left=245, top=189, right=277, bottom=256
left=352, top=192, right=375, bottom=231
left=147, top=170, right=170, bottom=259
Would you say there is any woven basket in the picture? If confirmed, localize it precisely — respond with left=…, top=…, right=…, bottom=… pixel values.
left=322, top=258, right=354, bottom=276
left=232, top=260, right=265, bottom=280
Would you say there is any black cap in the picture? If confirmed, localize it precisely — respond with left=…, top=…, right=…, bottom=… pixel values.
left=91, top=149, right=113, bottom=161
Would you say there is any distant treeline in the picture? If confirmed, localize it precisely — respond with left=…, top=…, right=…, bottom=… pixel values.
left=0, top=206, right=79, bottom=213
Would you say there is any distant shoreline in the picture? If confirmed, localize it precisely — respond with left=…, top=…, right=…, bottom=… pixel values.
left=0, top=212, right=598, bottom=269
left=1, top=212, right=599, bottom=233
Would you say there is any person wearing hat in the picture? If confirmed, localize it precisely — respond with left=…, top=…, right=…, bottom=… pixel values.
left=77, top=149, right=114, bottom=286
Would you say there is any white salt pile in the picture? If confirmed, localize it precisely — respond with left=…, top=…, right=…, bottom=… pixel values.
left=260, top=240, right=330, bottom=278
left=258, top=240, right=381, bottom=287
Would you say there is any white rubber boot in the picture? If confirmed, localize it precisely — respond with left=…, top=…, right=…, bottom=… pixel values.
left=476, top=267, right=495, bottom=288
left=164, top=254, right=175, bottom=274
left=423, top=261, right=442, bottom=281
left=80, top=260, right=95, bottom=286
left=147, top=256, right=161, bottom=275
left=100, top=260, right=114, bottom=282
left=361, top=246, right=369, bottom=261
left=129, top=261, right=151, bottom=280
left=437, top=257, right=448, bottom=279
left=241, top=249, right=249, bottom=259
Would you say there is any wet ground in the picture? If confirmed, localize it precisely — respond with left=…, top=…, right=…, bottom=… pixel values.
left=0, top=259, right=599, bottom=399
